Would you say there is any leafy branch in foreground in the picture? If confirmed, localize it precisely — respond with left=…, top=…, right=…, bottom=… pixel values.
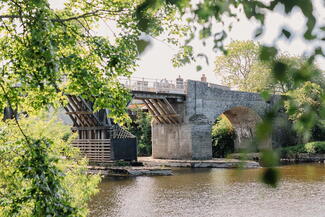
left=0, top=114, right=100, bottom=216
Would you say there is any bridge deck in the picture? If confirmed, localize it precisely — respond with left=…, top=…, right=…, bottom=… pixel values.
left=132, top=90, right=186, bottom=100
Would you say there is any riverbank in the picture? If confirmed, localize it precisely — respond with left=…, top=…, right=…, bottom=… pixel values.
left=229, top=152, right=325, bottom=163
left=87, top=157, right=260, bottom=177
left=88, top=165, right=172, bottom=176
left=281, top=153, right=325, bottom=163
left=139, top=157, right=260, bottom=168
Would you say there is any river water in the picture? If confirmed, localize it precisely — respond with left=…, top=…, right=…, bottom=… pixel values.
left=89, top=163, right=325, bottom=217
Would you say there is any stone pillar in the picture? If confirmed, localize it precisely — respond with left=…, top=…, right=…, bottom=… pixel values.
left=151, top=123, right=192, bottom=159
left=191, top=124, right=212, bottom=159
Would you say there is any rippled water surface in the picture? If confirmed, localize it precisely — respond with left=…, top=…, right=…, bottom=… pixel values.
left=89, top=164, right=325, bottom=217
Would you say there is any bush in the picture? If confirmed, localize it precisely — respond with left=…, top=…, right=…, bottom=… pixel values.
left=0, top=113, right=100, bottom=216
left=279, top=141, right=325, bottom=158
left=304, top=141, right=325, bottom=154
left=211, top=115, right=235, bottom=158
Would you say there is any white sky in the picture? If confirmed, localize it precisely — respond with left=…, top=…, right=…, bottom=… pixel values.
left=50, top=0, right=325, bottom=84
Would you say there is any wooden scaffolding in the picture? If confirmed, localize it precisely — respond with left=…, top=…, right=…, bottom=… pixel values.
left=64, top=95, right=136, bottom=163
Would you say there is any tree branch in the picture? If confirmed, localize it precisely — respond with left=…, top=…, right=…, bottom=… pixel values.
left=0, top=9, right=127, bottom=22
left=0, top=80, right=30, bottom=143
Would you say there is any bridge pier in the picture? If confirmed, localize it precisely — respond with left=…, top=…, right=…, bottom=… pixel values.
left=152, top=123, right=212, bottom=160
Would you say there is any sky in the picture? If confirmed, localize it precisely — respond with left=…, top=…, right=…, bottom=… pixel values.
left=50, top=0, right=325, bottom=84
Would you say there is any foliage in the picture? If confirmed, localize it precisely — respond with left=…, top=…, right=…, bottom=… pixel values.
left=0, top=0, right=184, bottom=123
left=284, top=82, right=325, bottom=142
left=279, top=141, right=325, bottom=158
left=214, top=41, right=325, bottom=94
left=0, top=113, right=100, bottom=217
left=127, top=109, right=152, bottom=156
left=270, top=56, right=325, bottom=94
left=214, top=41, right=271, bottom=92
left=211, top=115, right=235, bottom=158
left=311, top=122, right=325, bottom=141
left=0, top=1, right=183, bottom=214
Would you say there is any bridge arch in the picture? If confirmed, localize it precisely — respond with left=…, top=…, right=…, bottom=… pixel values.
left=212, top=106, right=271, bottom=152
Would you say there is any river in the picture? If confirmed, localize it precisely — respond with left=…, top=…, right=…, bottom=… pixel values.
left=89, top=163, right=325, bottom=217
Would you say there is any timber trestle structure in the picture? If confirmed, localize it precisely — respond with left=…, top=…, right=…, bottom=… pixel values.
left=64, top=95, right=136, bottom=163
left=142, top=98, right=180, bottom=124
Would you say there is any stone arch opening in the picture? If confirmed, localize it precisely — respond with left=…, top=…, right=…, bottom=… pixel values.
left=212, top=106, right=271, bottom=154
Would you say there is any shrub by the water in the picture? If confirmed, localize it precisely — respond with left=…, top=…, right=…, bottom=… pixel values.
left=279, top=141, right=325, bottom=158
left=211, top=115, right=236, bottom=158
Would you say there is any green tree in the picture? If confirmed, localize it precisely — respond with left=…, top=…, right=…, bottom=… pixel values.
left=271, top=56, right=325, bottom=94
left=0, top=0, right=183, bottom=122
left=285, top=82, right=325, bottom=142
left=214, top=41, right=271, bottom=92
left=214, top=41, right=325, bottom=94
left=127, top=109, right=152, bottom=156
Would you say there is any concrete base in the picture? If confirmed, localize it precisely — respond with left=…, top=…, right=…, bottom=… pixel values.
left=139, top=157, right=260, bottom=168
left=151, top=124, right=192, bottom=159
left=151, top=123, right=212, bottom=160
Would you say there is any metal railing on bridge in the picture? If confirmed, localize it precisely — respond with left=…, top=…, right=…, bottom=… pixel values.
left=118, top=77, right=186, bottom=94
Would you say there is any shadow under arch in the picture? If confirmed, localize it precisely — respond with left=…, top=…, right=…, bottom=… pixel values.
left=214, top=106, right=271, bottom=152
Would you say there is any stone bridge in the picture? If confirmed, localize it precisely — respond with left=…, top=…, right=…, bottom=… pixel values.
left=123, top=78, right=291, bottom=160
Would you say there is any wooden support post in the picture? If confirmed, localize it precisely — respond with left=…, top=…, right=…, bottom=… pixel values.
left=72, top=96, right=97, bottom=126
left=143, top=99, right=164, bottom=124
left=67, top=95, right=92, bottom=126
left=69, top=96, right=90, bottom=126
left=163, top=98, right=180, bottom=123
left=79, top=96, right=101, bottom=125
left=153, top=99, right=177, bottom=124
left=147, top=99, right=171, bottom=124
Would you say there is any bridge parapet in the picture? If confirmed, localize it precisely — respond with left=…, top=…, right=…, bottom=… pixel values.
left=119, top=76, right=186, bottom=94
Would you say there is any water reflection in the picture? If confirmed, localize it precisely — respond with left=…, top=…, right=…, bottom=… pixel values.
left=90, top=164, right=325, bottom=217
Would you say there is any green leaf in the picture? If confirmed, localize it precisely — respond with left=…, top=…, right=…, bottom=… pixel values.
left=135, top=39, right=151, bottom=54
left=260, top=90, right=271, bottom=101
left=259, top=46, right=277, bottom=61
left=272, top=61, right=287, bottom=81
left=261, top=167, right=279, bottom=188
left=260, top=150, right=279, bottom=167
left=196, top=65, right=202, bottom=71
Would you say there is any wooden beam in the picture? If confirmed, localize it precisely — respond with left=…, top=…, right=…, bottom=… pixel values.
left=72, top=95, right=97, bottom=126
left=66, top=111, right=93, bottom=115
left=143, top=99, right=164, bottom=124
left=155, top=99, right=179, bottom=124
left=71, top=126, right=111, bottom=131
left=79, top=96, right=101, bottom=125
left=67, top=95, right=90, bottom=126
left=153, top=99, right=176, bottom=124
left=147, top=99, right=171, bottom=124
left=163, top=98, right=180, bottom=123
